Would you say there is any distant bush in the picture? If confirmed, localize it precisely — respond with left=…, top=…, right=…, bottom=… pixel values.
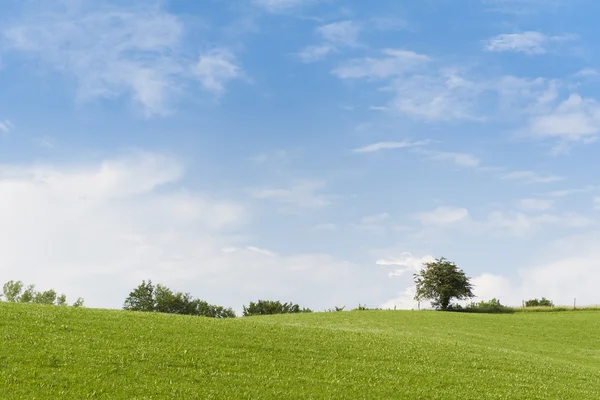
left=462, top=298, right=514, bottom=314
left=1, top=280, right=82, bottom=307
left=525, top=298, right=554, bottom=307
left=325, top=305, right=346, bottom=312
left=123, top=280, right=235, bottom=318
left=242, top=300, right=312, bottom=316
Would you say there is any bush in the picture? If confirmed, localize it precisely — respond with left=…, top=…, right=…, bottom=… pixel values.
left=463, top=298, right=514, bottom=314
left=123, top=280, right=236, bottom=318
left=525, top=297, right=554, bottom=307
left=242, top=300, right=312, bottom=316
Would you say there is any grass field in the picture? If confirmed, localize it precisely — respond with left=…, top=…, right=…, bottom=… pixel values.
left=2, top=303, right=600, bottom=399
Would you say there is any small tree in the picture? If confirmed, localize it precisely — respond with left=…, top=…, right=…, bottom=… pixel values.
left=123, top=280, right=156, bottom=312
left=413, top=257, right=474, bottom=311
left=56, top=294, right=68, bottom=306
left=72, top=297, right=85, bottom=308
left=20, top=284, right=36, bottom=303
left=3, top=280, right=24, bottom=302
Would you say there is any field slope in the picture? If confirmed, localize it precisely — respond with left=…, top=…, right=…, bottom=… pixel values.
left=1, top=303, right=600, bottom=399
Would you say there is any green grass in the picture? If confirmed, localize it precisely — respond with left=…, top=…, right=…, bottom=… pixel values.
left=2, top=303, right=600, bottom=399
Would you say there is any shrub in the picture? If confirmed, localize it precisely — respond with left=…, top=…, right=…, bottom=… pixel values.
left=242, top=300, right=312, bottom=316
left=123, top=280, right=235, bottom=318
left=525, top=297, right=554, bottom=307
left=464, top=298, right=514, bottom=314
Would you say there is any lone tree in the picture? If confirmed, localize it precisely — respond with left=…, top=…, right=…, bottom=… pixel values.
left=413, top=257, right=474, bottom=311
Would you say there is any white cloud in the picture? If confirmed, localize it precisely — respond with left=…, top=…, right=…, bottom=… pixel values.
left=353, top=140, right=430, bottom=153
left=528, top=94, right=600, bottom=142
left=386, top=70, right=482, bottom=121
left=297, top=45, right=334, bottom=63
left=2, top=2, right=242, bottom=116
left=380, top=287, right=420, bottom=310
left=245, top=246, right=278, bottom=257
left=2, top=3, right=184, bottom=116
left=594, top=197, right=600, bottom=210
left=542, top=185, right=596, bottom=197
left=295, top=20, right=359, bottom=63
left=483, top=31, right=573, bottom=54
left=332, top=49, right=430, bottom=79
left=471, top=274, right=513, bottom=302
left=334, top=49, right=486, bottom=121
left=193, top=49, right=242, bottom=95
left=517, top=198, right=554, bottom=211
left=418, top=150, right=481, bottom=167
left=317, top=21, right=360, bottom=47
left=573, top=68, right=600, bottom=78
left=0, top=120, right=13, bottom=134
left=500, top=170, right=564, bottom=184
left=250, top=180, right=332, bottom=211
left=416, top=206, right=469, bottom=226
left=486, top=210, right=593, bottom=236
left=376, top=252, right=435, bottom=276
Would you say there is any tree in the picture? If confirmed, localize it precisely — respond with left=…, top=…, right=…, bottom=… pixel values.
left=413, top=257, right=474, bottom=311
left=193, top=299, right=236, bottom=318
left=72, top=297, right=85, bottom=308
left=123, top=280, right=156, bottom=312
left=56, top=294, right=68, bottom=306
left=20, top=284, right=36, bottom=303
left=33, top=289, right=58, bottom=305
left=3, top=280, right=24, bottom=302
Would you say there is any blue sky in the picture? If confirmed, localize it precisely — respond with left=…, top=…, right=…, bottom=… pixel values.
left=1, top=0, right=600, bottom=311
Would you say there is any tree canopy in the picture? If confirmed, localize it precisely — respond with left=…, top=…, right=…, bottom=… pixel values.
left=413, top=257, right=474, bottom=311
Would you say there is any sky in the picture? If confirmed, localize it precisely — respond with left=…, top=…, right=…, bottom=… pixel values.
left=1, top=0, right=600, bottom=312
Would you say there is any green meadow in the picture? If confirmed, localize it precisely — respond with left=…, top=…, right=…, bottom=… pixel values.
left=2, top=302, right=600, bottom=399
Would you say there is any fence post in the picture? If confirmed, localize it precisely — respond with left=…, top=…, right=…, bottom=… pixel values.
left=574, top=298, right=576, bottom=310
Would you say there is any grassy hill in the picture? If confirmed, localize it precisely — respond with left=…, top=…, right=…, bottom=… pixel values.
left=1, top=303, right=600, bottom=399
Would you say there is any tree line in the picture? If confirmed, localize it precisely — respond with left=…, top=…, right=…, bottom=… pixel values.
left=1, top=280, right=84, bottom=307
left=1, top=257, right=556, bottom=316
left=122, top=280, right=313, bottom=318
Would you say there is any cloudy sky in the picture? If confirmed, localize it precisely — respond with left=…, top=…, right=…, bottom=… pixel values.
left=1, top=0, right=599, bottom=312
